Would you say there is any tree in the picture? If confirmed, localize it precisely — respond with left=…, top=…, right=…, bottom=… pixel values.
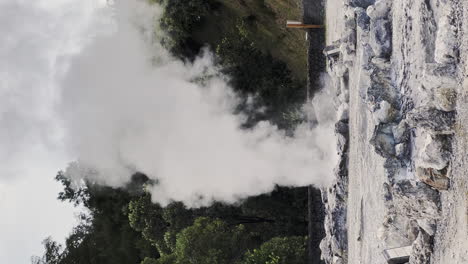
left=172, top=217, right=254, bottom=264
left=242, top=236, right=307, bottom=264
left=158, top=0, right=212, bottom=58
left=34, top=173, right=158, bottom=264
left=31, top=237, right=64, bottom=264
left=216, top=20, right=305, bottom=128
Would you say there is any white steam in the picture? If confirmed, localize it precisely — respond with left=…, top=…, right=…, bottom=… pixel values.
left=59, top=0, right=338, bottom=207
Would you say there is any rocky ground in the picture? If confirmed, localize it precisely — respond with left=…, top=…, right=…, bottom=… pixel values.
left=318, top=0, right=468, bottom=263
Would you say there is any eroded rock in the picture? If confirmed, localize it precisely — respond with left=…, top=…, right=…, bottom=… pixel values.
left=406, top=108, right=456, bottom=135
left=369, top=19, right=392, bottom=58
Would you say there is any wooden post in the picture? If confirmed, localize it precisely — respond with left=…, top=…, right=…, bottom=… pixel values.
left=286, top=20, right=324, bottom=29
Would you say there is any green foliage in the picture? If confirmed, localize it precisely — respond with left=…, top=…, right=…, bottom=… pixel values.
left=159, top=0, right=212, bottom=57
left=242, top=236, right=307, bottom=264
left=34, top=173, right=158, bottom=264
left=128, top=193, right=166, bottom=246
left=173, top=217, right=254, bottom=264
left=215, top=21, right=305, bottom=128
left=31, top=237, right=64, bottom=264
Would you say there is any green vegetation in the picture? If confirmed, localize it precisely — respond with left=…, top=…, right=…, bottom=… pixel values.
left=155, top=0, right=307, bottom=128
left=33, top=1, right=317, bottom=263
left=243, top=236, right=307, bottom=264
left=33, top=174, right=309, bottom=264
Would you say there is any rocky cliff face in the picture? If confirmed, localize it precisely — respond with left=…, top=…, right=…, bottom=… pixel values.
left=317, top=0, right=467, bottom=263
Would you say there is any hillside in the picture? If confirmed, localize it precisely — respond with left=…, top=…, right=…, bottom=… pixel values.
left=192, top=0, right=308, bottom=81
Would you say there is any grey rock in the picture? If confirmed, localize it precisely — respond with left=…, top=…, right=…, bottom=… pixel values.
left=392, top=181, right=440, bottom=220
left=392, top=121, right=410, bottom=144
left=366, top=0, right=392, bottom=20
left=407, top=108, right=456, bottom=135
left=415, top=167, right=450, bottom=191
left=416, top=219, right=437, bottom=236
left=369, top=19, right=392, bottom=58
left=409, top=229, right=433, bottom=264
left=416, top=135, right=451, bottom=170
left=395, top=143, right=408, bottom=159
left=348, top=0, right=375, bottom=8
left=355, top=7, right=370, bottom=31
left=434, top=87, right=457, bottom=112
left=370, top=124, right=396, bottom=157
left=423, top=63, right=458, bottom=90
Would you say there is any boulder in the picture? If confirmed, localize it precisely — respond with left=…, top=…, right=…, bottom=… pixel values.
left=392, top=181, right=440, bottom=220
left=406, top=107, right=456, bottom=135
left=348, top=0, right=375, bottom=8
left=434, top=87, right=457, bottom=112
left=355, top=7, right=370, bottom=31
left=373, top=100, right=396, bottom=123
left=395, top=143, right=408, bottom=159
left=416, top=167, right=450, bottom=191
left=370, top=124, right=395, bottom=157
left=392, top=120, right=410, bottom=144
left=369, top=18, right=392, bottom=58
left=366, top=0, right=392, bottom=20
left=409, top=229, right=433, bottom=264
left=416, top=134, right=451, bottom=170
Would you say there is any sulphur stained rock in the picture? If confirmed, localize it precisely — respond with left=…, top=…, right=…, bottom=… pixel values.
left=416, top=167, right=450, bottom=191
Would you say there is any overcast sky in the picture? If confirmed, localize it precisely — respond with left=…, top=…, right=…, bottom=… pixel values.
left=0, top=0, right=109, bottom=262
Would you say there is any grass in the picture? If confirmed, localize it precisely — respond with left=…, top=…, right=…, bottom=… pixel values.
left=192, top=0, right=307, bottom=82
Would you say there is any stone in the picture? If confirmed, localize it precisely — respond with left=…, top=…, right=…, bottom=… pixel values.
left=406, top=107, right=456, bottom=135
left=416, top=134, right=451, bottom=170
left=348, top=0, right=375, bottom=8
left=434, top=87, right=457, bottom=112
left=422, top=63, right=458, bottom=90
left=370, top=124, right=396, bottom=157
left=392, top=121, right=410, bottom=144
left=409, top=229, right=433, bottom=264
left=434, top=4, right=459, bottom=64
left=366, top=0, right=392, bottom=20
left=355, top=7, right=370, bottom=31
left=416, top=219, right=437, bottom=236
left=395, top=143, right=408, bottom=159
left=416, top=167, right=450, bottom=191
left=392, top=180, right=440, bottom=220
left=373, top=100, right=396, bottom=123
left=369, top=18, right=392, bottom=58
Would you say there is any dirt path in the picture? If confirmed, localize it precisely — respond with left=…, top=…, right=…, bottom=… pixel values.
left=431, top=2, right=468, bottom=263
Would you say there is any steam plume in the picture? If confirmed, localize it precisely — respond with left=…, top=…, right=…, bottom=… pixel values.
left=59, top=0, right=337, bottom=207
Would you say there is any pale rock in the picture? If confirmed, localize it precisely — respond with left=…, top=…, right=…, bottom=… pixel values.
left=373, top=100, right=395, bottom=123
left=434, top=4, right=459, bottom=64
left=392, top=121, right=409, bottom=144
left=406, top=107, right=456, bottom=135
left=416, top=134, right=451, bottom=170
left=366, top=0, right=392, bottom=20
left=434, top=87, right=457, bottom=112
left=369, top=18, right=392, bottom=58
